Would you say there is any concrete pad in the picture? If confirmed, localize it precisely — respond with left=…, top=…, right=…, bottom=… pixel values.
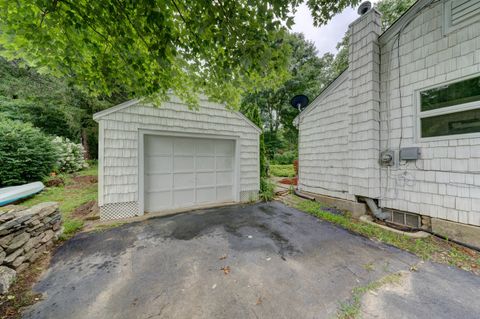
left=22, top=202, right=480, bottom=319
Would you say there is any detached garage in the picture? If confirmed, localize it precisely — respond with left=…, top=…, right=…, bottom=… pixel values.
left=93, top=95, right=261, bottom=220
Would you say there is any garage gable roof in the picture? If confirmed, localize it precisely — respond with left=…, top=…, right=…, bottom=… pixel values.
left=93, top=98, right=262, bottom=134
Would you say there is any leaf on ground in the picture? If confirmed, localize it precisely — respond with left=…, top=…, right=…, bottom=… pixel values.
left=256, top=297, right=263, bottom=305
left=221, top=266, right=230, bottom=275
left=219, top=255, right=227, bottom=260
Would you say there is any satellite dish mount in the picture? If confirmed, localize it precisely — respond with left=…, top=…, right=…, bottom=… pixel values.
left=290, top=95, right=309, bottom=112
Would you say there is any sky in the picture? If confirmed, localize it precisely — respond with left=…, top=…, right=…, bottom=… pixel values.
left=292, top=1, right=379, bottom=56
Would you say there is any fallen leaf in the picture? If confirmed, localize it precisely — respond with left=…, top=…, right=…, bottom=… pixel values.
left=219, top=255, right=227, bottom=260
left=256, top=297, right=262, bottom=305
left=221, top=266, right=230, bottom=275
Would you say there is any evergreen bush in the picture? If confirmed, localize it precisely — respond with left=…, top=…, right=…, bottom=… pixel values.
left=0, top=119, right=57, bottom=186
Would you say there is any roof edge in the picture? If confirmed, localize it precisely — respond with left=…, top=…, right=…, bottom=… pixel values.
left=93, top=99, right=140, bottom=121
left=293, top=69, right=349, bottom=124
left=379, top=0, right=432, bottom=42
left=92, top=96, right=261, bottom=134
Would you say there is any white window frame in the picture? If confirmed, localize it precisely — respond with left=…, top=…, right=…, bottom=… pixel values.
left=416, top=73, right=480, bottom=142
left=444, top=0, right=480, bottom=35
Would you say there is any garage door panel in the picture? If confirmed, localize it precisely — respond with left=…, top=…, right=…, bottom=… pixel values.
left=216, top=157, right=233, bottom=170
left=145, top=135, right=235, bottom=212
left=174, top=173, right=195, bottom=189
left=145, top=136, right=172, bottom=155
left=196, top=172, right=215, bottom=187
left=196, top=187, right=216, bottom=203
left=173, top=189, right=194, bottom=206
left=145, top=173, right=172, bottom=191
left=216, top=171, right=233, bottom=185
left=196, top=156, right=215, bottom=170
left=173, top=156, right=194, bottom=172
left=145, top=156, right=172, bottom=173
left=195, top=140, right=215, bottom=155
left=174, top=138, right=195, bottom=155
left=215, top=140, right=235, bottom=155
left=145, top=190, right=171, bottom=211
left=217, top=186, right=233, bottom=201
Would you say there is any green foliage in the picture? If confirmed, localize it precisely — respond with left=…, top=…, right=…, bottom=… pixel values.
left=0, top=57, right=116, bottom=158
left=376, top=0, right=417, bottom=30
left=272, top=150, right=297, bottom=165
left=0, top=118, right=57, bottom=186
left=0, top=1, right=361, bottom=108
left=51, top=136, right=88, bottom=173
left=61, top=219, right=84, bottom=238
left=270, top=164, right=295, bottom=177
left=260, top=177, right=275, bottom=201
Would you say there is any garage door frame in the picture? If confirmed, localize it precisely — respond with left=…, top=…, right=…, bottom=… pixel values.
left=138, top=129, right=241, bottom=215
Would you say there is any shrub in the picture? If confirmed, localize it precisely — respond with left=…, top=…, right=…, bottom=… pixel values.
left=270, top=164, right=295, bottom=177
left=272, top=150, right=296, bottom=165
left=52, top=136, right=88, bottom=173
left=0, top=118, right=57, bottom=186
left=260, top=177, right=275, bottom=201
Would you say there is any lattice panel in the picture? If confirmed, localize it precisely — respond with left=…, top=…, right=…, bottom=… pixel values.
left=240, top=190, right=259, bottom=202
left=100, top=201, right=139, bottom=220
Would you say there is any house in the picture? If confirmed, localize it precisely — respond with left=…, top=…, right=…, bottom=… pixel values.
left=93, top=95, right=261, bottom=220
left=294, top=0, right=480, bottom=246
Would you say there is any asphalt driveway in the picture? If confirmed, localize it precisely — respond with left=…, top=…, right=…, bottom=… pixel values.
left=23, top=202, right=480, bottom=319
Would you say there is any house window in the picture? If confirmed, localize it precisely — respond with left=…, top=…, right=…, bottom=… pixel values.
left=419, top=75, right=480, bottom=138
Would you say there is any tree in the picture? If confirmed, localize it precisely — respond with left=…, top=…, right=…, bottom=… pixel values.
left=327, top=0, right=417, bottom=77
left=0, top=57, right=120, bottom=158
left=376, top=0, right=416, bottom=30
left=0, top=0, right=361, bottom=108
left=242, top=33, right=336, bottom=158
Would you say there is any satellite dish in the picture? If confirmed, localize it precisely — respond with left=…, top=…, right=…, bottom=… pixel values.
left=358, top=1, right=372, bottom=15
left=290, top=95, right=309, bottom=112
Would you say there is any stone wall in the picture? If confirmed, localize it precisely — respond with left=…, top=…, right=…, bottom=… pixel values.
left=0, top=202, right=61, bottom=293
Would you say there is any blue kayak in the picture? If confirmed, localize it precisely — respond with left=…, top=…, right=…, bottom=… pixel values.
left=0, top=182, right=45, bottom=206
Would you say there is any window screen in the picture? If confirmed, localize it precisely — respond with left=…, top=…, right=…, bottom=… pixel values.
left=420, top=76, right=480, bottom=112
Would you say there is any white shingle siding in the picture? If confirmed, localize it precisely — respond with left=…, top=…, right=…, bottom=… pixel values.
left=95, top=95, right=260, bottom=219
left=297, top=1, right=480, bottom=227
left=379, top=0, right=480, bottom=227
left=298, top=74, right=353, bottom=200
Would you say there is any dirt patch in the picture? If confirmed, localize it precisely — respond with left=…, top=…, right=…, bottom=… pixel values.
left=66, top=175, right=98, bottom=189
left=0, top=248, right=56, bottom=319
left=71, top=200, right=99, bottom=221
left=44, top=178, right=65, bottom=188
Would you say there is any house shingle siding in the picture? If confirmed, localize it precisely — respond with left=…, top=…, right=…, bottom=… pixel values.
left=297, top=1, right=480, bottom=227
left=379, top=1, right=480, bottom=226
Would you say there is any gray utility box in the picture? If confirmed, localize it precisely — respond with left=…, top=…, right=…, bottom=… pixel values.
left=400, top=147, right=421, bottom=160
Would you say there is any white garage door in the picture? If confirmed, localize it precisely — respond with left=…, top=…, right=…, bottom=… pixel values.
left=144, top=135, right=236, bottom=213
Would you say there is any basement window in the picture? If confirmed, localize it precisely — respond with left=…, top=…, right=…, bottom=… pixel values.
left=419, top=75, right=480, bottom=138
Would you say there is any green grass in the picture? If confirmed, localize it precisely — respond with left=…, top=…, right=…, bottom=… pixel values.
left=270, top=164, right=295, bottom=177
left=22, top=162, right=98, bottom=238
left=292, top=199, right=480, bottom=272
left=337, top=273, right=403, bottom=319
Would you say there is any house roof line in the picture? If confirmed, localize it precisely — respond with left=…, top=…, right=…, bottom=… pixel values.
left=92, top=97, right=262, bottom=134
left=293, top=69, right=349, bottom=124
left=379, top=0, right=433, bottom=42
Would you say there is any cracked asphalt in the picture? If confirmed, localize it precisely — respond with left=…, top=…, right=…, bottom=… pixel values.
left=23, top=201, right=480, bottom=319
